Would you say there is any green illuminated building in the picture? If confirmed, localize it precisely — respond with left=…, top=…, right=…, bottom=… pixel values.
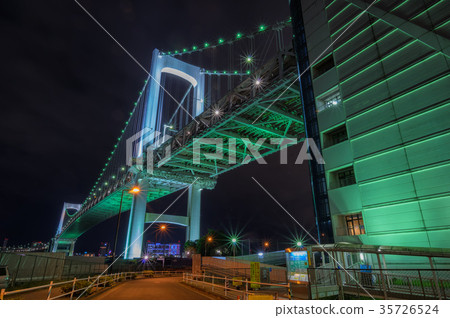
left=292, top=0, right=450, bottom=249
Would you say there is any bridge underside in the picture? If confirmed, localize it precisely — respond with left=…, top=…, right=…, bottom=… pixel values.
left=56, top=52, right=305, bottom=246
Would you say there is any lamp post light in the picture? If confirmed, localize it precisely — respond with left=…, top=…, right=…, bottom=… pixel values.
left=112, top=186, right=141, bottom=260
left=204, top=236, right=213, bottom=256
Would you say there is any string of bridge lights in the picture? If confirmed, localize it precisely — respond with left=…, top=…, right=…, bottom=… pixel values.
left=160, top=18, right=292, bottom=57
left=81, top=18, right=292, bottom=208
left=83, top=79, right=150, bottom=206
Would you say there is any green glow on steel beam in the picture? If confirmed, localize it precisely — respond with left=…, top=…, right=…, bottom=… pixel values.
left=350, top=99, right=450, bottom=142
left=334, top=20, right=382, bottom=53
left=218, top=38, right=224, bottom=44
left=347, top=74, right=450, bottom=122
left=410, top=0, right=444, bottom=20
left=340, top=40, right=418, bottom=85
left=192, top=45, right=197, bottom=50
left=391, top=0, right=410, bottom=12
left=325, top=0, right=338, bottom=10
left=354, top=127, right=450, bottom=164
left=435, top=18, right=450, bottom=30
left=236, top=32, right=243, bottom=39
left=344, top=52, right=441, bottom=103
left=204, top=42, right=209, bottom=48
left=336, top=29, right=399, bottom=69
left=259, top=25, right=267, bottom=32
left=327, top=3, right=353, bottom=24
left=360, top=161, right=450, bottom=186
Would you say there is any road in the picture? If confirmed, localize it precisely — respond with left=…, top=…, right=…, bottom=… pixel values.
left=91, top=277, right=212, bottom=300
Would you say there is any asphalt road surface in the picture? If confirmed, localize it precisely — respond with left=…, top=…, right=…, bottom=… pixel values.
left=91, top=277, right=211, bottom=300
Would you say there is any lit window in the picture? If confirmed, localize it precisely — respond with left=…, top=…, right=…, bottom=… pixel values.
left=345, top=213, right=365, bottom=236
left=324, top=94, right=342, bottom=109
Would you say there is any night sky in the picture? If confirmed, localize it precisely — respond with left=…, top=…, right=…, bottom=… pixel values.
left=0, top=1, right=316, bottom=253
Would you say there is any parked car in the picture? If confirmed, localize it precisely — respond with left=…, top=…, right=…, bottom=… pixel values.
left=0, top=265, right=10, bottom=289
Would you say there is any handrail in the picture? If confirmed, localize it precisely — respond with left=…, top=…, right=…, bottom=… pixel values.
left=0, top=270, right=186, bottom=300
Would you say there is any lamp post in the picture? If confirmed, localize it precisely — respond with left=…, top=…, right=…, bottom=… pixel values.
left=205, top=236, right=213, bottom=256
left=112, top=186, right=140, bottom=261
left=156, top=224, right=167, bottom=257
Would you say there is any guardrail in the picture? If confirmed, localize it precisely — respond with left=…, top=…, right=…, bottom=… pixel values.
left=0, top=270, right=185, bottom=300
left=183, top=272, right=291, bottom=300
left=308, top=268, right=450, bottom=300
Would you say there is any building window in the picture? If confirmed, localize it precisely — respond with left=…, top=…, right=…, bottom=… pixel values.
left=312, top=54, right=335, bottom=79
left=330, top=166, right=356, bottom=189
left=324, top=93, right=342, bottom=109
left=345, top=213, right=365, bottom=236
left=337, top=167, right=356, bottom=187
left=316, top=90, right=341, bottom=113
left=323, top=124, right=348, bottom=148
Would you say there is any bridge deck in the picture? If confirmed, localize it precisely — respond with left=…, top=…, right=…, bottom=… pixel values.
left=57, top=52, right=303, bottom=241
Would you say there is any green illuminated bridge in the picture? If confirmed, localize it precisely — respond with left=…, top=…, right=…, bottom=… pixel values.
left=52, top=21, right=306, bottom=258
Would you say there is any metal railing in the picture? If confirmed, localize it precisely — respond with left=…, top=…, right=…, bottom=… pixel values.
left=183, top=272, right=291, bottom=300
left=0, top=270, right=185, bottom=300
left=308, top=268, right=450, bottom=300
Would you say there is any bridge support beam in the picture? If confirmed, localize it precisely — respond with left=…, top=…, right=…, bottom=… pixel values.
left=124, top=190, right=147, bottom=259
left=69, top=240, right=76, bottom=257
left=186, top=185, right=202, bottom=242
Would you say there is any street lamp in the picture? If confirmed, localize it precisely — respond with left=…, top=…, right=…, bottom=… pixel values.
left=204, top=236, right=213, bottom=256
left=296, top=241, right=303, bottom=247
left=112, top=186, right=141, bottom=260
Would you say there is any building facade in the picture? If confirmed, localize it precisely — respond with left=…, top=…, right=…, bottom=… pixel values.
left=291, top=0, right=450, bottom=249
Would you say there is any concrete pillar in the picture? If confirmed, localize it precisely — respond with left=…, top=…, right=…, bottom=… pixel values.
left=124, top=190, right=147, bottom=259
left=186, top=185, right=202, bottom=242
left=51, top=239, right=58, bottom=253
left=69, top=241, right=76, bottom=256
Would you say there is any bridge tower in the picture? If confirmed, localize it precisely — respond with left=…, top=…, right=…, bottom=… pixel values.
left=124, top=49, right=205, bottom=259
left=51, top=202, right=82, bottom=255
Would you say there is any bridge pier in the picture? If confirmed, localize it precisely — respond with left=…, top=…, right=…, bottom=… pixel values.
left=69, top=240, right=76, bottom=256
left=186, top=185, right=202, bottom=242
left=124, top=189, right=147, bottom=259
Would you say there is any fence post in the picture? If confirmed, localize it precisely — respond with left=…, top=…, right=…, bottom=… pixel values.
left=70, top=277, right=77, bottom=300
left=47, top=281, right=54, bottom=300
left=1, top=289, right=5, bottom=300
left=245, top=279, right=248, bottom=300
left=376, top=254, right=388, bottom=300
left=429, top=257, right=442, bottom=300
left=224, top=278, right=228, bottom=297
left=288, top=282, right=292, bottom=300
left=42, top=257, right=49, bottom=281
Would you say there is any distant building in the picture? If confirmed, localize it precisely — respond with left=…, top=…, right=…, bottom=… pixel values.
left=98, top=242, right=110, bottom=256
left=147, top=242, right=180, bottom=257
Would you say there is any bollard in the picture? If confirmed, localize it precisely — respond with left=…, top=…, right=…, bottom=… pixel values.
left=70, top=277, right=77, bottom=300
left=47, top=281, right=54, bottom=300
left=1, top=289, right=5, bottom=300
